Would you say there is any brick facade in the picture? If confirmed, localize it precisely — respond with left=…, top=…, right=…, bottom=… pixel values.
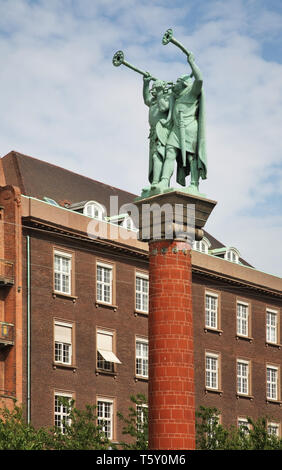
left=22, top=232, right=148, bottom=439
left=0, top=152, right=281, bottom=447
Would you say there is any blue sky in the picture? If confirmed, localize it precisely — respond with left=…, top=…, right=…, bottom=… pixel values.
left=0, top=0, right=282, bottom=277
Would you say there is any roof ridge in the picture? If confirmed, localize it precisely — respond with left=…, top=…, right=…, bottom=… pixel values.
left=5, top=150, right=137, bottom=198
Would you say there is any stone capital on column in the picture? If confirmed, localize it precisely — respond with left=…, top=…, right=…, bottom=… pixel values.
left=134, top=190, right=217, bottom=243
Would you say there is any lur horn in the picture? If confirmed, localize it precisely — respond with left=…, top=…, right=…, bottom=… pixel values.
left=112, top=50, right=157, bottom=81
left=162, top=28, right=190, bottom=57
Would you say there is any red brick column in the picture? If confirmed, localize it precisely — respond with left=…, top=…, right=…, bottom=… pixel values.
left=148, top=238, right=195, bottom=450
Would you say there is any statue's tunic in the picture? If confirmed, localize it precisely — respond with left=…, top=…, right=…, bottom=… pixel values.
left=165, top=82, right=207, bottom=187
left=167, top=88, right=199, bottom=154
left=148, top=93, right=171, bottom=183
left=148, top=99, right=168, bottom=160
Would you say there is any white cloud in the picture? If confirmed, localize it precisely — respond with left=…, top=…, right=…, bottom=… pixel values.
left=0, top=0, right=282, bottom=276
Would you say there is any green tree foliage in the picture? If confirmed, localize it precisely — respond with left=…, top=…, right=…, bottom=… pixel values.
left=1, top=400, right=281, bottom=450
left=195, top=405, right=229, bottom=450
left=117, top=394, right=148, bottom=450
left=49, top=398, right=112, bottom=450
left=196, top=406, right=282, bottom=450
left=0, top=401, right=49, bottom=450
left=0, top=399, right=112, bottom=450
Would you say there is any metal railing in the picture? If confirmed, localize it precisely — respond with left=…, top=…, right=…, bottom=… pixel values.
left=0, top=259, right=14, bottom=285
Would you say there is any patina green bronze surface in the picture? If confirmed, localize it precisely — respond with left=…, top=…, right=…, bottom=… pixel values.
left=113, top=28, right=207, bottom=199
left=112, top=50, right=158, bottom=81
left=142, top=75, right=173, bottom=190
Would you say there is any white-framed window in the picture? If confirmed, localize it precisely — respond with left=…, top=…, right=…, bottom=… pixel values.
left=207, top=414, right=219, bottom=440
left=54, top=321, right=73, bottom=365
left=84, top=201, right=106, bottom=220
left=136, top=273, right=149, bottom=313
left=137, top=404, right=148, bottom=434
left=54, top=392, right=72, bottom=434
left=193, top=237, right=210, bottom=254
left=237, top=360, right=250, bottom=395
left=97, top=398, right=114, bottom=440
left=267, top=422, right=280, bottom=437
left=96, top=329, right=121, bottom=372
left=237, top=302, right=249, bottom=337
left=266, top=309, right=278, bottom=344
left=97, top=262, right=113, bottom=304
left=136, top=337, right=148, bottom=378
left=225, top=249, right=239, bottom=263
left=54, top=251, right=72, bottom=295
left=267, top=365, right=279, bottom=401
left=238, top=417, right=250, bottom=434
left=205, top=353, right=219, bottom=390
left=205, top=292, right=218, bottom=329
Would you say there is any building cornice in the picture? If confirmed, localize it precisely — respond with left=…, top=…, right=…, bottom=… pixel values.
left=192, top=266, right=282, bottom=299
left=22, top=217, right=148, bottom=259
left=191, top=251, right=282, bottom=299
left=21, top=195, right=282, bottom=299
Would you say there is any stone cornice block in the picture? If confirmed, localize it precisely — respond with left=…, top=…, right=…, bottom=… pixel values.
left=134, top=190, right=217, bottom=242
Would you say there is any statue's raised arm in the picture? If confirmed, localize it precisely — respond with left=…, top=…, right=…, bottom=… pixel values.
left=143, top=73, right=154, bottom=107
left=187, top=52, right=203, bottom=95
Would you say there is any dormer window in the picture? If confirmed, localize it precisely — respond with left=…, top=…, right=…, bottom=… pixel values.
left=83, top=201, right=106, bottom=220
left=210, top=246, right=241, bottom=264
left=225, top=248, right=240, bottom=264
left=193, top=237, right=210, bottom=254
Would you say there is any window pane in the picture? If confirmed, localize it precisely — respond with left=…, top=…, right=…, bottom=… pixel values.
left=266, top=311, right=277, bottom=343
left=54, top=253, right=71, bottom=295
left=206, top=355, right=218, bottom=389
left=97, top=352, right=114, bottom=372
left=237, top=303, right=248, bottom=336
left=136, top=276, right=149, bottom=312
left=237, top=362, right=249, bottom=395
left=267, top=367, right=278, bottom=400
left=136, top=340, right=148, bottom=377
left=205, top=294, right=218, bottom=329
left=97, top=265, right=112, bottom=303
left=54, top=395, right=71, bottom=434
left=97, top=400, right=113, bottom=439
left=267, top=424, right=279, bottom=436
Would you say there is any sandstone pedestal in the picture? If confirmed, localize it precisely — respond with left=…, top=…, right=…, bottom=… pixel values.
left=135, top=190, right=216, bottom=450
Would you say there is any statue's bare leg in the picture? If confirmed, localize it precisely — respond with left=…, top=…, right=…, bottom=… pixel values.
left=188, top=153, right=199, bottom=190
left=151, top=145, right=177, bottom=190
left=151, top=152, right=163, bottom=185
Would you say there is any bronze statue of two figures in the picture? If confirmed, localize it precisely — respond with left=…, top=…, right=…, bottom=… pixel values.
left=113, top=29, right=207, bottom=198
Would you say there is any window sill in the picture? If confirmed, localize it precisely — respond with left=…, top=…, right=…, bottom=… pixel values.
left=236, top=335, right=253, bottom=343
left=53, top=362, right=77, bottom=372
left=134, top=375, right=148, bottom=383
left=95, top=301, right=118, bottom=312
left=52, top=291, right=78, bottom=303
left=134, top=310, right=148, bottom=317
left=236, top=393, right=254, bottom=401
left=265, top=342, right=281, bottom=349
left=266, top=398, right=282, bottom=406
left=95, top=368, right=117, bottom=378
left=204, top=327, right=223, bottom=335
left=205, top=388, right=223, bottom=396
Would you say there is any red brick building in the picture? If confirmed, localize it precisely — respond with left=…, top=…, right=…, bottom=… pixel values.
left=0, top=150, right=281, bottom=442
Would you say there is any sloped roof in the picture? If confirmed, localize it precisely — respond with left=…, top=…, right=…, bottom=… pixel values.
left=1, top=151, right=136, bottom=214
left=0, top=150, right=252, bottom=267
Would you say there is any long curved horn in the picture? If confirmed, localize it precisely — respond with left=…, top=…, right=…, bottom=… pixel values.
left=162, top=28, right=190, bottom=57
left=112, top=50, right=157, bottom=81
